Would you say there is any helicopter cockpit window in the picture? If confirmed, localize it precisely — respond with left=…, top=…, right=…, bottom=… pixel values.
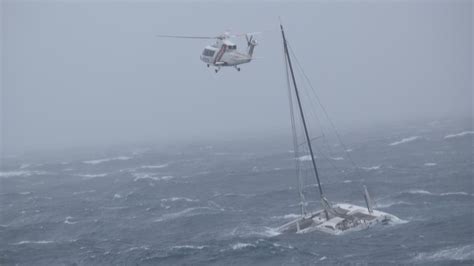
left=228, top=45, right=237, bottom=50
left=202, top=49, right=215, bottom=57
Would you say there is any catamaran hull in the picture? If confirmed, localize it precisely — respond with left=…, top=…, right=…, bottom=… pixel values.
left=278, top=203, right=402, bottom=235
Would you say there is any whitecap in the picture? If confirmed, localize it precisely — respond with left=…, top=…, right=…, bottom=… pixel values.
left=140, top=164, right=168, bottom=169
left=64, top=216, right=78, bottom=224
left=329, top=157, right=344, bottom=161
left=171, top=245, right=207, bottom=250
left=113, top=193, right=122, bottom=199
left=133, top=172, right=175, bottom=182
left=161, top=197, right=199, bottom=203
left=83, top=156, right=131, bottom=165
left=361, top=165, right=381, bottom=171
left=77, top=173, right=108, bottom=179
left=231, top=242, right=256, bottom=250
left=154, top=207, right=218, bottom=222
left=424, top=163, right=437, bottom=166
left=404, top=189, right=471, bottom=197
left=413, top=244, right=474, bottom=262
left=12, top=240, right=55, bottom=245
left=271, top=214, right=300, bottom=220
left=389, top=136, right=422, bottom=146
left=376, top=201, right=412, bottom=208
left=343, top=180, right=352, bottom=183
left=444, top=131, right=474, bottom=140
left=297, top=155, right=313, bottom=161
left=0, top=170, right=47, bottom=178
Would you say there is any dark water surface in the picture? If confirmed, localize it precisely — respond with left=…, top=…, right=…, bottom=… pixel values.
left=1, top=119, right=473, bottom=265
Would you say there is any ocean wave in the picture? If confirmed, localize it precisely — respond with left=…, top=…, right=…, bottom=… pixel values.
left=413, top=244, right=474, bottom=262
left=361, top=165, right=381, bottom=171
left=64, top=216, right=78, bottom=224
left=161, top=197, right=199, bottom=203
left=0, top=170, right=47, bottom=178
left=171, top=245, right=208, bottom=250
left=297, top=155, right=313, bottom=161
left=140, top=164, right=168, bottom=169
left=376, top=201, right=412, bottom=209
left=154, top=207, right=219, bottom=222
left=231, top=242, right=256, bottom=250
left=122, top=245, right=151, bottom=253
left=271, top=214, right=300, bottom=220
left=228, top=226, right=281, bottom=238
left=76, top=173, right=108, bottom=179
left=133, top=173, right=174, bottom=182
left=424, top=163, right=437, bottom=166
left=403, top=189, right=471, bottom=197
left=329, top=157, right=344, bottom=161
left=83, top=156, right=132, bottom=165
left=72, top=190, right=96, bottom=195
left=12, top=240, right=55, bottom=245
left=444, top=131, right=474, bottom=140
left=389, top=136, right=422, bottom=146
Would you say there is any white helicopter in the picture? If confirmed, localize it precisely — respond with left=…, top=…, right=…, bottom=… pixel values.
left=157, top=32, right=259, bottom=73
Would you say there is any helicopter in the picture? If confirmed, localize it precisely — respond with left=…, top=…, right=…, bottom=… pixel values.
left=157, top=32, right=259, bottom=73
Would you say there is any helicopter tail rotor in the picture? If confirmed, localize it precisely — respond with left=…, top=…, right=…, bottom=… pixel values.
left=246, top=34, right=258, bottom=57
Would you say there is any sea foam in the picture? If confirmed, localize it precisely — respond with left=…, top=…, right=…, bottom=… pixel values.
left=389, top=136, right=422, bottom=146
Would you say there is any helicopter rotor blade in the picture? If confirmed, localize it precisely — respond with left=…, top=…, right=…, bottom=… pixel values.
left=156, top=34, right=218, bottom=40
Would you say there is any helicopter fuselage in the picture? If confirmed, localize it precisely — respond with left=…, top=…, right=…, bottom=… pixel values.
left=199, top=39, right=255, bottom=72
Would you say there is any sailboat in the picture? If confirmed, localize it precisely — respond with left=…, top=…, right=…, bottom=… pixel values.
left=277, top=23, right=402, bottom=235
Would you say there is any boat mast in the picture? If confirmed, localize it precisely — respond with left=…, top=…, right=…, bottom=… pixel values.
left=280, top=24, right=329, bottom=219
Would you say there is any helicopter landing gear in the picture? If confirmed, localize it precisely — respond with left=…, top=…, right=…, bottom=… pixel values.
left=215, top=67, right=221, bottom=73
left=234, top=66, right=241, bottom=72
left=207, top=64, right=210, bottom=68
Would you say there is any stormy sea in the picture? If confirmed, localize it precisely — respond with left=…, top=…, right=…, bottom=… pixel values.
left=1, top=118, right=473, bottom=265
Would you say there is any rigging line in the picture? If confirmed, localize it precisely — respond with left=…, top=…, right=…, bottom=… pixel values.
left=288, top=53, right=341, bottom=164
left=286, top=42, right=362, bottom=175
left=296, top=73, right=340, bottom=162
left=283, top=43, right=307, bottom=216
left=289, top=55, right=346, bottom=175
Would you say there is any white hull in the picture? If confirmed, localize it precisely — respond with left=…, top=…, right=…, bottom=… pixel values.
left=278, top=203, right=402, bottom=235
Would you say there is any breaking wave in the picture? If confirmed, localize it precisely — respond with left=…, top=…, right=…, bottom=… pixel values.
left=64, top=216, right=78, bottom=224
left=231, top=242, right=256, bottom=250
left=154, top=207, right=220, bottom=222
left=297, top=155, right=313, bottom=161
left=271, top=213, right=300, bottom=220
left=161, top=197, right=199, bottom=203
left=376, top=201, right=412, bottom=209
left=171, top=245, right=207, bottom=250
left=403, top=189, right=471, bottom=197
left=12, top=240, right=55, bottom=245
left=83, top=156, right=132, bottom=165
left=76, top=173, right=108, bottom=179
left=444, top=131, right=474, bottom=140
left=389, top=136, right=422, bottom=146
left=424, top=163, right=437, bottom=166
left=140, top=164, right=168, bottom=169
left=413, top=244, right=474, bottom=262
left=0, top=170, right=47, bottom=178
left=361, top=165, right=381, bottom=171
left=133, top=173, right=174, bottom=182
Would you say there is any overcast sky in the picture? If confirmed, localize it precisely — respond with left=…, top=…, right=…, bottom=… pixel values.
left=2, top=0, right=472, bottom=154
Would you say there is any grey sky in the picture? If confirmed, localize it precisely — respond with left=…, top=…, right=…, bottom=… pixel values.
left=2, top=0, right=472, bottom=154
